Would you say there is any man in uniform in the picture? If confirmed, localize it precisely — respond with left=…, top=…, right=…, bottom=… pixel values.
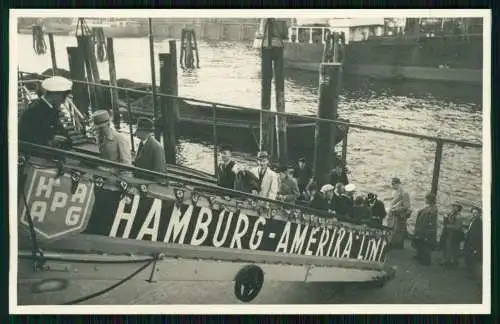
left=19, top=76, right=73, bottom=147
left=92, top=110, right=132, bottom=165
left=133, top=117, right=166, bottom=173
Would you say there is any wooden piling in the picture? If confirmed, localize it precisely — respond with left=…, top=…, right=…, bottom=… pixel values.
left=341, top=124, right=349, bottom=167
left=274, top=46, right=287, bottom=166
left=159, top=53, right=177, bottom=164
left=84, top=35, right=105, bottom=109
left=76, top=36, right=97, bottom=112
left=430, top=140, right=443, bottom=196
left=168, top=40, right=180, bottom=122
left=260, top=19, right=274, bottom=156
left=106, top=37, right=120, bottom=130
left=66, top=46, right=90, bottom=117
left=148, top=18, right=160, bottom=140
left=48, top=33, right=57, bottom=74
left=313, top=63, right=343, bottom=188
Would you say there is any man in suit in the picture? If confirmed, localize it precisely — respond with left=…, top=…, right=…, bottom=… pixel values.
left=217, top=146, right=237, bottom=189
left=463, top=206, right=482, bottom=280
left=293, top=157, right=313, bottom=199
left=249, top=151, right=279, bottom=200
left=93, top=110, right=132, bottom=166
left=133, top=117, right=167, bottom=173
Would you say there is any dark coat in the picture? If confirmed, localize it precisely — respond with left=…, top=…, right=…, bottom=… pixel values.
left=234, top=170, right=260, bottom=194
left=133, top=136, right=167, bottom=173
left=310, top=195, right=335, bottom=212
left=463, top=217, right=482, bottom=258
left=293, top=165, right=313, bottom=192
left=332, top=193, right=352, bottom=217
left=369, top=199, right=387, bottom=221
left=19, top=98, right=69, bottom=146
left=352, top=205, right=372, bottom=224
left=414, top=205, right=438, bottom=242
left=217, top=160, right=236, bottom=189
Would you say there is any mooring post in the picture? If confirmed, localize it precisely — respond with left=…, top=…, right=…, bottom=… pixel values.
left=159, top=53, right=177, bottom=164
left=179, top=29, right=185, bottom=69
left=125, top=90, right=135, bottom=154
left=148, top=18, right=160, bottom=141
left=84, top=35, right=105, bottom=110
left=274, top=43, right=287, bottom=166
left=67, top=46, right=90, bottom=118
left=76, top=36, right=97, bottom=113
left=48, top=33, right=57, bottom=74
left=168, top=40, right=180, bottom=122
left=212, top=104, right=218, bottom=176
left=192, top=30, right=200, bottom=68
left=106, top=37, right=120, bottom=130
left=341, top=124, right=349, bottom=167
left=313, top=63, right=343, bottom=188
left=260, top=18, right=274, bottom=156
left=430, top=140, right=444, bottom=197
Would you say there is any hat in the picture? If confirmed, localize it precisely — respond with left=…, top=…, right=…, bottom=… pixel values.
left=276, top=165, right=288, bottom=173
left=320, top=184, right=334, bottom=193
left=135, top=117, right=155, bottom=134
left=257, top=151, right=269, bottom=160
left=345, top=184, right=356, bottom=192
left=298, top=157, right=306, bottom=162
left=367, top=192, right=377, bottom=201
left=391, top=177, right=401, bottom=184
left=41, top=76, right=72, bottom=92
left=92, top=110, right=110, bottom=128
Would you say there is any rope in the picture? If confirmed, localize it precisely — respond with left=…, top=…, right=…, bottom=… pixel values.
left=61, top=255, right=157, bottom=305
left=92, top=27, right=107, bottom=62
left=32, top=26, right=47, bottom=55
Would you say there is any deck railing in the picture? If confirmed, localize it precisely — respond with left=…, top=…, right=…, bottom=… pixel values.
left=17, top=70, right=483, bottom=198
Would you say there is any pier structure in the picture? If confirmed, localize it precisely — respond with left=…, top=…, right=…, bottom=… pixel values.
left=18, top=67, right=482, bottom=200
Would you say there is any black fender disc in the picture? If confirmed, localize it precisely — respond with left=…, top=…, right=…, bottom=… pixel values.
left=234, top=265, right=264, bottom=303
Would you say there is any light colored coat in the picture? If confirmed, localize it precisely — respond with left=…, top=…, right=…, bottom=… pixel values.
left=249, top=166, right=279, bottom=200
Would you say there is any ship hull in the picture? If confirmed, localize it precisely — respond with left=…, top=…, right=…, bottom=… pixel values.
left=283, top=37, right=483, bottom=84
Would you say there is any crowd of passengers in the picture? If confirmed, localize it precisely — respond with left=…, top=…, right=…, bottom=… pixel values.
left=217, top=147, right=482, bottom=281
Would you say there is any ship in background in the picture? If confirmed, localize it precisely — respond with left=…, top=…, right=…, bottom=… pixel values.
left=280, top=17, right=483, bottom=84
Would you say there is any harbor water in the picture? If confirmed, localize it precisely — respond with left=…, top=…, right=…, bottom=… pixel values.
left=16, top=34, right=483, bottom=235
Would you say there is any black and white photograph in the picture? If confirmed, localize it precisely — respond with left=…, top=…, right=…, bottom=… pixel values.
left=9, top=10, right=491, bottom=314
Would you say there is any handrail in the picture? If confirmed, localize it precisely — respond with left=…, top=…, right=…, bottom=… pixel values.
left=18, top=71, right=482, bottom=149
left=19, top=141, right=388, bottom=229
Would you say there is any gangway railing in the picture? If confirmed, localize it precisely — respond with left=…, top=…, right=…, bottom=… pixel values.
left=17, top=71, right=483, bottom=198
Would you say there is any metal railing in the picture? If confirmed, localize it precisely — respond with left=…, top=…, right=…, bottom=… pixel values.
left=17, top=70, right=483, bottom=197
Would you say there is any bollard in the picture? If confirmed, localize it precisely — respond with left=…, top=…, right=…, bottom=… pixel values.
left=159, top=53, right=177, bottom=164
left=48, top=33, right=57, bottom=74
left=67, top=46, right=90, bottom=117
left=106, top=38, right=120, bottom=130
left=313, top=63, right=343, bottom=188
left=431, top=140, right=444, bottom=197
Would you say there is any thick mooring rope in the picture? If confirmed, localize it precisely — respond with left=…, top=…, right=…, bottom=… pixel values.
left=92, top=27, right=107, bottom=62
left=32, top=25, right=47, bottom=55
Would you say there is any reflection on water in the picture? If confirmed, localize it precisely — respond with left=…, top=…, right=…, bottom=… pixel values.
left=16, top=35, right=483, bottom=231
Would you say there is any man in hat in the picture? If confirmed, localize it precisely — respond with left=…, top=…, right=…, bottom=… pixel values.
left=217, top=145, right=238, bottom=190
left=387, top=177, right=411, bottom=249
left=276, top=164, right=300, bottom=204
left=329, top=163, right=349, bottom=187
left=92, top=110, right=132, bottom=165
left=413, top=192, right=438, bottom=266
left=133, top=117, right=166, bottom=173
left=293, top=157, right=313, bottom=200
left=310, top=184, right=336, bottom=215
left=19, top=76, right=73, bottom=147
left=367, top=192, right=386, bottom=227
left=249, top=151, right=279, bottom=200
left=463, top=206, right=482, bottom=281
